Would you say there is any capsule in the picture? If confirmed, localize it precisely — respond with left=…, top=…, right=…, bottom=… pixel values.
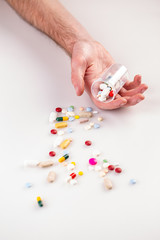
left=104, top=177, right=112, bottom=190
left=70, top=172, right=76, bottom=179
left=79, top=112, right=93, bottom=118
left=37, top=196, right=43, bottom=207
left=60, top=138, right=72, bottom=149
left=55, top=122, right=68, bottom=128
left=47, top=171, right=56, bottom=183
left=58, top=154, right=69, bottom=163
left=56, top=116, right=69, bottom=121
left=37, top=160, right=54, bottom=168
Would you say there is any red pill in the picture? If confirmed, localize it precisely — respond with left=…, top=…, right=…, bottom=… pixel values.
left=85, top=140, right=92, bottom=146
left=108, top=165, right=115, bottom=171
left=50, top=129, right=57, bottom=134
left=109, top=90, right=114, bottom=97
left=115, top=167, right=122, bottom=173
left=55, top=107, right=62, bottom=112
left=70, top=173, right=76, bottom=179
left=49, top=151, right=56, bottom=157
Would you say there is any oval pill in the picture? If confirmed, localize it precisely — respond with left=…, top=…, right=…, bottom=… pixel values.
left=47, top=171, right=56, bottom=183
left=60, top=139, right=72, bottom=149
left=37, top=160, right=54, bottom=168
left=55, top=122, right=68, bottom=128
left=104, top=177, right=112, bottom=190
left=79, top=112, right=93, bottom=118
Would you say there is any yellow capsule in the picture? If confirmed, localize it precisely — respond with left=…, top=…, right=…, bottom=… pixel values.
left=55, top=122, right=68, bottom=128
left=71, top=162, right=76, bottom=165
left=60, top=139, right=72, bottom=149
left=75, top=115, right=80, bottom=119
left=37, top=196, right=41, bottom=201
left=58, top=156, right=65, bottom=163
left=78, top=171, right=84, bottom=176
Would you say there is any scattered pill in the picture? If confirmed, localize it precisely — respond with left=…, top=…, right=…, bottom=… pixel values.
left=25, top=182, right=32, bottom=188
left=86, top=107, right=93, bottom=112
left=78, top=171, right=83, bottom=176
left=89, top=158, right=97, bottom=165
left=79, top=112, right=93, bottom=118
left=75, top=115, right=80, bottom=119
left=70, top=179, right=77, bottom=185
left=53, top=136, right=64, bottom=148
left=109, top=90, right=114, bottom=97
left=103, top=162, right=110, bottom=168
left=55, top=107, right=62, bottom=112
left=49, top=112, right=57, bottom=123
left=67, top=128, right=73, bottom=133
left=60, top=138, right=72, bottom=149
left=103, top=159, right=108, bottom=163
left=85, top=140, right=92, bottom=146
left=98, top=117, right=103, bottom=121
left=69, top=116, right=75, bottom=122
left=50, top=129, right=57, bottom=134
left=70, top=172, right=76, bottom=179
left=95, top=165, right=102, bottom=171
left=55, top=122, right=68, bottom=128
left=104, top=177, right=112, bottom=190
left=56, top=116, right=69, bottom=121
left=49, top=151, right=56, bottom=157
left=37, top=160, right=54, bottom=168
left=103, top=168, right=109, bottom=174
left=100, top=83, right=107, bottom=90
left=66, top=176, right=72, bottom=182
left=79, top=119, right=89, bottom=124
left=71, top=162, right=76, bottom=165
left=79, top=107, right=84, bottom=111
left=23, top=160, right=39, bottom=167
left=89, top=122, right=94, bottom=127
left=115, top=167, right=122, bottom=173
left=62, top=162, right=68, bottom=167
left=66, top=112, right=75, bottom=117
left=58, top=154, right=69, bottom=163
left=47, top=171, right=56, bottom=183
left=67, top=163, right=75, bottom=171
left=37, top=196, right=43, bottom=207
left=94, top=123, right=100, bottom=129
left=58, top=130, right=64, bottom=136
left=130, top=179, right=136, bottom=184
left=99, top=171, right=106, bottom=177
left=62, top=108, right=67, bottom=114
left=84, top=125, right=92, bottom=130
left=67, top=107, right=74, bottom=112
left=108, top=165, right=115, bottom=171
left=92, top=110, right=98, bottom=114
left=92, top=149, right=101, bottom=157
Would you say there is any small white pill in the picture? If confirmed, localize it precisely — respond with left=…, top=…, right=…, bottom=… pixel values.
left=98, top=117, right=103, bottom=121
left=84, top=125, right=92, bottom=130
left=89, top=122, right=94, bottom=127
left=49, top=112, right=57, bottom=123
left=62, top=108, right=67, bottom=114
left=23, top=160, right=39, bottom=167
left=65, top=176, right=72, bottom=183
left=92, top=110, right=98, bottom=114
left=104, top=177, right=112, bottom=190
left=99, top=171, right=106, bottom=177
left=95, top=165, right=102, bottom=172
left=70, top=179, right=77, bottom=185
left=58, top=130, right=64, bottom=136
left=66, top=111, right=75, bottom=117
left=103, top=162, right=110, bottom=168
left=100, top=83, right=107, bottom=90
left=98, top=96, right=106, bottom=102
left=53, top=136, right=64, bottom=148
left=67, top=163, right=75, bottom=171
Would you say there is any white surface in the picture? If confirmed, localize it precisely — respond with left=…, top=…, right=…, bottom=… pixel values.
left=0, top=0, right=160, bottom=239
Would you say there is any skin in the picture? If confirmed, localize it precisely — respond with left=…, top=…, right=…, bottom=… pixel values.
left=6, top=0, right=148, bottom=110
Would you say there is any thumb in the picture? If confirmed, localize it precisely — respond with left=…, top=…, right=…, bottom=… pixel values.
left=71, top=56, right=87, bottom=96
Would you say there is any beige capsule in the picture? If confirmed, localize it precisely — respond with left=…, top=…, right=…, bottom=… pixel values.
left=104, top=177, right=112, bottom=190
left=98, top=117, right=103, bottom=121
left=79, top=112, right=93, bottom=118
left=79, top=119, right=89, bottom=124
left=47, top=171, right=56, bottom=183
left=37, top=160, right=54, bottom=168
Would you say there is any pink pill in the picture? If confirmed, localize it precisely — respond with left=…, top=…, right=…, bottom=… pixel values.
left=89, top=158, right=97, bottom=165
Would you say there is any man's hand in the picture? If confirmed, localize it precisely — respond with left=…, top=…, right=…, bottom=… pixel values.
left=71, top=40, right=148, bottom=110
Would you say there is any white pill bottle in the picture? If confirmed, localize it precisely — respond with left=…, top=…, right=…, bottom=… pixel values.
left=91, top=63, right=129, bottom=103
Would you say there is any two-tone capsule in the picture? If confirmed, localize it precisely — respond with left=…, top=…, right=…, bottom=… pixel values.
left=37, top=196, right=43, bottom=207
left=56, top=116, right=69, bottom=121
left=58, top=154, right=69, bottom=163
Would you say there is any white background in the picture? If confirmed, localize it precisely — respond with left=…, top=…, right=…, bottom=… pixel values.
left=0, top=0, right=160, bottom=239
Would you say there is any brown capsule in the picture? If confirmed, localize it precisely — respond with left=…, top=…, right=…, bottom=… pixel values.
left=79, top=119, right=89, bottom=124
left=104, top=177, right=112, bottom=190
left=79, top=112, right=93, bottom=118
left=37, top=160, right=54, bottom=168
left=47, top=171, right=56, bottom=182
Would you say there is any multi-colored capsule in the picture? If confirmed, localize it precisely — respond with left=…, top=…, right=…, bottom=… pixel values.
left=58, top=154, right=69, bottom=163
left=37, top=196, right=43, bottom=207
left=56, top=116, right=69, bottom=122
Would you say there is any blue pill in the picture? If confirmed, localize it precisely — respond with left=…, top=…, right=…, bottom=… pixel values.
left=94, top=123, right=100, bottom=129
left=130, top=179, right=136, bottom=184
left=86, top=107, right=93, bottom=112
left=67, top=107, right=74, bottom=112
left=62, top=150, right=69, bottom=155
left=67, top=128, right=73, bottom=133
left=69, top=117, right=74, bottom=122
left=25, top=182, right=32, bottom=188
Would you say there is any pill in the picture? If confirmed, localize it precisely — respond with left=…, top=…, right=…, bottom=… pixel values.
left=62, top=108, right=67, bottom=114
left=84, top=125, right=92, bottom=130
left=62, top=162, right=68, bottom=167
left=89, top=158, right=97, bottom=165
left=79, top=112, right=93, bottom=118
left=98, top=96, right=106, bottom=102
left=95, top=165, right=102, bottom=171
left=49, top=112, right=57, bottom=123
left=25, top=182, right=32, bottom=188
left=55, top=122, right=67, bottom=128
left=103, top=159, right=108, bottom=163
left=78, top=171, right=83, bottom=176
left=55, top=107, right=62, bottom=112
left=101, top=88, right=110, bottom=97
left=86, top=107, right=93, bottom=112
left=23, top=160, right=39, bottom=167
left=108, top=165, right=115, bottom=171
left=67, top=107, right=74, bottom=112
left=92, top=149, right=101, bottom=157
left=70, top=179, right=77, bottom=185
left=89, top=122, right=94, bottom=127
left=103, top=162, right=110, bottom=168
left=130, top=179, right=136, bottom=184
left=66, top=176, right=72, bottom=182
left=75, top=115, right=80, bottom=119
left=92, top=110, right=98, bottom=114
left=67, top=128, right=73, bottom=133
left=103, top=168, right=109, bottom=174
left=47, top=171, right=56, bottom=183
left=71, top=162, right=76, bottom=165
left=67, top=163, right=75, bottom=171
left=50, top=129, right=57, bottom=134
left=98, top=117, right=103, bottom=121
left=94, top=123, right=100, bottom=129
left=100, top=83, right=107, bottom=90
left=66, top=112, right=75, bottom=117
left=85, top=140, right=92, bottom=146
left=104, top=177, right=112, bottom=190
left=49, top=151, right=56, bottom=157
left=60, top=138, right=72, bottom=149
left=99, top=171, right=106, bottom=177
left=57, top=130, right=64, bottom=136
left=70, top=172, right=76, bottom=179
left=69, top=117, right=75, bottom=122
left=115, top=167, right=122, bottom=173
left=58, top=154, right=69, bottom=163
left=37, top=160, right=54, bottom=168
left=79, top=119, right=89, bottom=124
left=79, top=107, right=84, bottom=111
left=37, top=196, right=43, bottom=207
left=56, top=116, right=69, bottom=121
left=53, top=136, right=64, bottom=148
left=109, top=90, right=114, bottom=97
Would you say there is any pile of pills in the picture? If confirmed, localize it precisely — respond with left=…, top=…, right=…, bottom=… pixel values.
left=23, top=105, right=136, bottom=208
left=96, top=78, right=114, bottom=102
